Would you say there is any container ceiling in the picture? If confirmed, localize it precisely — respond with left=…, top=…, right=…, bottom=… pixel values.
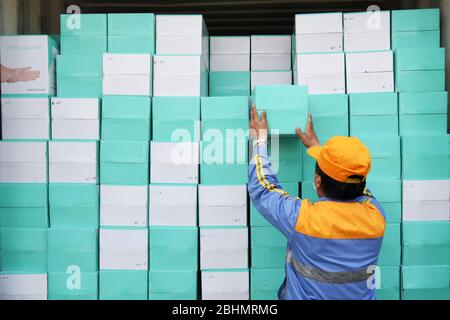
left=61, top=0, right=402, bottom=35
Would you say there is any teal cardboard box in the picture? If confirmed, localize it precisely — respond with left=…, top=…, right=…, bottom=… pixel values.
left=48, top=228, right=98, bottom=272
left=149, top=227, right=198, bottom=271
left=301, top=181, right=319, bottom=203
left=402, top=221, right=450, bottom=266
left=149, top=270, right=197, bottom=300
left=101, top=96, right=151, bottom=141
left=358, top=136, right=401, bottom=180
left=251, top=268, right=284, bottom=300
left=100, top=270, right=148, bottom=300
left=399, top=92, right=448, bottom=135
left=308, top=94, right=349, bottom=138
left=48, top=272, right=98, bottom=300
left=395, top=48, right=445, bottom=72
left=209, top=71, right=250, bottom=97
left=49, top=184, right=99, bottom=228
left=0, top=183, right=48, bottom=228
left=153, top=97, right=200, bottom=142
left=366, top=180, right=402, bottom=204
left=392, top=30, right=440, bottom=49
left=251, top=182, right=298, bottom=227
left=402, top=265, right=450, bottom=300
left=60, top=14, right=107, bottom=54
left=0, top=228, right=47, bottom=272
left=108, top=13, right=156, bottom=54
left=252, top=85, right=308, bottom=135
left=200, top=163, right=248, bottom=185
left=201, top=96, right=249, bottom=138
left=57, top=55, right=103, bottom=98
left=350, top=115, right=399, bottom=137
left=379, top=202, right=402, bottom=224
left=100, top=140, right=149, bottom=185
left=268, top=136, right=302, bottom=161
left=396, top=70, right=445, bottom=92
left=376, top=266, right=400, bottom=300
left=378, top=223, right=401, bottom=266
left=251, top=226, right=287, bottom=269
left=402, top=134, right=450, bottom=180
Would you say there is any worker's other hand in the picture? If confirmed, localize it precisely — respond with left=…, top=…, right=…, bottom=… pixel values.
left=250, top=106, right=268, bottom=141
left=296, top=114, right=320, bottom=148
left=14, top=67, right=40, bottom=82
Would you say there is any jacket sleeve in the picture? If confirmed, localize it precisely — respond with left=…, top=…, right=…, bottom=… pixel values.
left=248, top=144, right=302, bottom=239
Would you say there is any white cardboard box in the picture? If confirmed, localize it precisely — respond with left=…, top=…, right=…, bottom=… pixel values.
left=345, top=51, right=393, bottom=74
left=294, top=33, right=343, bottom=53
left=295, top=52, right=345, bottom=74
left=200, top=228, right=248, bottom=269
left=2, top=119, right=50, bottom=140
left=295, top=13, right=343, bottom=34
left=1, top=97, right=49, bottom=119
left=51, top=119, right=100, bottom=140
left=156, top=14, right=206, bottom=36
left=103, top=74, right=152, bottom=96
left=199, top=185, right=247, bottom=226
left=150, top=142, right=199, bottom=184
left=51, top=98, right=99, bottom=119
left=251, top=36, right=291, bottom=54
left=343, top=11, right=390, bottom=34
left=346, top=72, right=394, bottom=93
left=99, top=228, right=148, bottom=270
left=0, top=274, right=47, bottom=300
left=103, top=54, right=152, bottom=75
left=210, top=54, right=250, bottom=72
left=149, top=184, right=197, bottom=227
left=100, top=185, right=149, bottom=227
left=251, top=71, right=292, bottom=90
left=201, top=270, right=249, bottom=300
left=294, top=72, right=345, bottom=94
left=210, top=36, right=250, bottom=54
left=251, top=53, right=291, bottom=71
left=403, top=180, right=450, bottom=201
left=344, top=32, right=390, bottom=52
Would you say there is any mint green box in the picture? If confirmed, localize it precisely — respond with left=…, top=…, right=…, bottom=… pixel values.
left=395, top=48, right=445, bottom=73
left=378, top=223, right=401, bottom=266
left=108, top=13, right=156, bottom=54
left=100, top=270, right=148, bottom=300
left=60, top=14, right=107, bottom=54
left=0, top=183, right=48, bottom=228
left=268, top=136, right=302, bottom=161
left=251, top=182, right=298, bottom=227
left=48, top=228, right=98, bottom=272
left=350, top=115, right=399, bottom=137
left=358, top=136, right=401, bottom=180
left=376, top=266, right=400, bottom=300
left=392, top=31, right=440, bottom=49
left=57, top=55, right=103, bottom=98
left=308, top=94, right=349, bottom=138
left=366, top=180, right=401, bottom=203
left=392, top=9, right=440, bottom=32
left=153, top=97, right=200, bottom=142
left=252, top=85, right=308, bottom=135
left=301, top=181, right=319, bottom=203
left=48, top=272, right=98, bottom=300
left=251, top=268, right=284, bottom=300
left=149, top=227, right=198, bottom=271
left=402, top=221, right=450, bottom=266
left=200, top=163, right=248, bottom=185
left=400, top=114, right=447, bottom=135
left=251, top=226, right=287, bottom=269
left=0, top=228, right=47, bottom=272
left=380, top=202, right=401, bottom=224
left=101, top=96, right=151, bottom=141
left=149, top=270, right=197, bottom=300
left=209, top=71, right=250, bottom=96
left=100, top=140, right=149, bottom=163
left=396, top=70, right=445, bottom=92
left=49, top=184, right=99, bottom=228
left=402, top=134, right=450, bottom=180
left=402, top=265, right=450, bottom=300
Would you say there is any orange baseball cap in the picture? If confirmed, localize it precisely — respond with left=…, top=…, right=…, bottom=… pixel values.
left=307, top=136, right=371, bottom=183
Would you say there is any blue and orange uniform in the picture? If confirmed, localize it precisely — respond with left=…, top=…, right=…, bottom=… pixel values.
left=248, top=138, right=386, bottom=300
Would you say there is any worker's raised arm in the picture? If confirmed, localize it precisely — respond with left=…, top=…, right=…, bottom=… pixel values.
left=248, top=107, right=301, bottom=239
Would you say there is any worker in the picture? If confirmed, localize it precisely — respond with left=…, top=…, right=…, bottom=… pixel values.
left=248, top=106, right=386, bottom=300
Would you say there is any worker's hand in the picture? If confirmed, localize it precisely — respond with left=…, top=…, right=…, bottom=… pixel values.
left=296, top=114, right=320, bottom=148
left=250, top=106, right=268, bottom=141
left=14, top=67, right=40, bottom=82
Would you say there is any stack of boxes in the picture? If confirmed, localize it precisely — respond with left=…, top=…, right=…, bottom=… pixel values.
left=209, top=37, right=251, bottom=96
left=0, top=34, right=58, bottom=299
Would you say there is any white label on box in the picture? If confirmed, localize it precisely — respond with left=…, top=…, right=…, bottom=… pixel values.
left=403, top=180, right=450, bottom=201
left=51, top=98, right=99, bottom=119
left=346, top=51, right=393, bottom=73
left=295, top=13, right=343, bottom=34
left=403, top=201, right=450, bottom=221
left=1, top=98, right=49, bottom=119
left=100, top=228, right=148, bottom=270
left=210, top=37, right=250, bottom=54
left=251, top=53, right=291, bottom=71
left=51, top=119, right=99, bottom=140
left=49, top=163, right=97, bottom=183
left=251, top=36, right=291, bottom=54
left=295, top=73, right=346, bottom=94
left=103, top=53, right=152, bottom=75
left=251, top=71, right=292, bottom=90
left=0, top=274, right=47, bottom=300
left=347, top=72, right=394, bottom=93
left=344, top=11, right=390, bottom=33
left=201, top=271, right=249, bottom=300
left=295, top=53, right=345, bottom=74
left=156, top=15, right=205, bottom=36
left=100, top=206, right=148, bottom=227
left=49, top=141, right=97, bottom=163
left=103, top=75, right=151, bottom=96
left=2, top=119, right=50, bottom=139
left=295, top=33, right=343, bottom=53
left=344, top=32, right=391, bottom=52
left=0, top=163, right=47, bottom=183
left=210, top=54, right=250, bottom=72
left=0, top=141, right=47, bottom=163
